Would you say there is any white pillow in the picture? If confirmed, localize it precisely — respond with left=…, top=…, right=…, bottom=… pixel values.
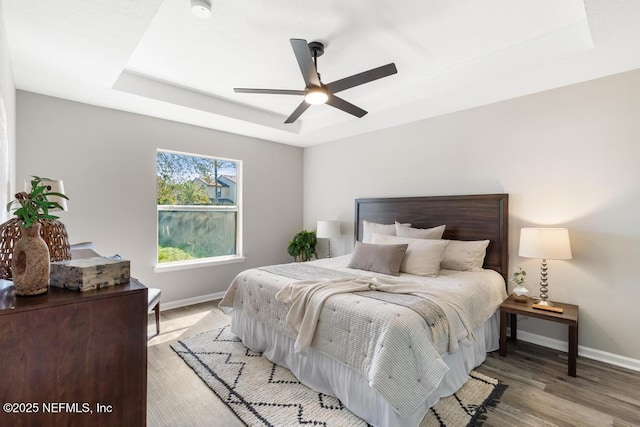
left=395, top=222, right=446, bottom=239
left=372, top=233, right=449, bottom=277
left=362, top=220, right=410, bottom=244
left=440, top=240, right=490, bottom=271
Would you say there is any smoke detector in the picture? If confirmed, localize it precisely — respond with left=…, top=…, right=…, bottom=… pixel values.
left=191, top=0, right=211, bottom=19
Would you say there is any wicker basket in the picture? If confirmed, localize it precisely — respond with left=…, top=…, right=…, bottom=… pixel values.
left=0, top=218, right=71, bottom=280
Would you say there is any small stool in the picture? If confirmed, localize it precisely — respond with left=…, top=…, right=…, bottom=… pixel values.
left=148, top=288, right=162, bottom=335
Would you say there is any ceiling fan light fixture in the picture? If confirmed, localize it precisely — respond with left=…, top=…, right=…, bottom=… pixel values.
left=234, top=38, right=397, bottom=123
left=191, top=0, right=212, bottom=19
left=305, top=87, right=328, bottom=105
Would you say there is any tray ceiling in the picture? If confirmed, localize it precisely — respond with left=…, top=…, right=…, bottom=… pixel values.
left=3, top=0, right=640, bottom=146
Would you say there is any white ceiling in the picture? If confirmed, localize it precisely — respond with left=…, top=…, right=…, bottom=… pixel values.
left=2, top=0, right=640, bottom=147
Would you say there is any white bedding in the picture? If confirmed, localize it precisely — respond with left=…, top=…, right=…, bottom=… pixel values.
left=219, top=255, right=507, bottom=424
left=231, top=307, right=500, bottom=427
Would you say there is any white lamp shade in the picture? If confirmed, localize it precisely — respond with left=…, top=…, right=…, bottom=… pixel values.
left=25, top=178, right=68, bottom=211
left=316, top=220, right=340, bottom=239
left=519, top=228, right=572, bottom=260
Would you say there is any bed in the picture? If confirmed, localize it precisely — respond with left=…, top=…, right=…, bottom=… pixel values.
left=219, top=194, right=509, bottom=426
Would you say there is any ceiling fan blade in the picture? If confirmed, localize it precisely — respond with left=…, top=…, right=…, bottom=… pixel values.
left=284, top=100, right=311, bottom=124
left=290, top=38, right=321, bottom=88
left=326, top=94, right=367, bottom=118
left=325, top=63, right=397, bottom=94
left=234, top=88, right=306, bottom=95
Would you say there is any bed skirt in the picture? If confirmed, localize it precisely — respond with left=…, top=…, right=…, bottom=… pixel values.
left=231, top=309, right=500, bottom=427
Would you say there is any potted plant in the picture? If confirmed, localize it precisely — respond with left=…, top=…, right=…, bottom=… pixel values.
left=511, top=266, right=529, bottom=303
left=5, top=176, right=69, bottom=295
left=287, top=230, right=317, bottom=262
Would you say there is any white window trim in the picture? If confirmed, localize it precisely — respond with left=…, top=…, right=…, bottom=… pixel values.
left=153, top=254, right=246, bottom=273
left=155, top=150, right=243, bottom=270
left=157, top=205, right=238, bottom=213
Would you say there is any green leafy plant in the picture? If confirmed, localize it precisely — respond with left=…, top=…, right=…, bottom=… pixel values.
left=511, top=267, right=527, bottom=285
left=287, top=230, right=317, bottom=262
left=6, top=176, right=69, bottom=228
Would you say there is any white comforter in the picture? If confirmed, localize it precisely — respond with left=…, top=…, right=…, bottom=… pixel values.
left=219, top=255, right=507, bottom=417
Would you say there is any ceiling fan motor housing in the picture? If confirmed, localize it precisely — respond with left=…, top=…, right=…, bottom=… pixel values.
left=308, top=41, right=324, bottom=58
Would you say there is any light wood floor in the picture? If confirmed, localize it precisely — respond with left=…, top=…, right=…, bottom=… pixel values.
left=147, top=301, right=640, bottom=426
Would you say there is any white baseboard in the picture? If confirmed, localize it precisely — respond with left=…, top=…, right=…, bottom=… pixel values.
left=161, top=291, right=226, bottom=311
left=514, top=329, right=640, bottom=373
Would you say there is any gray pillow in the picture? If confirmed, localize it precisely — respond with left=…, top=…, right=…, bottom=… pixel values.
left=347, top=241, right=408, bottom=276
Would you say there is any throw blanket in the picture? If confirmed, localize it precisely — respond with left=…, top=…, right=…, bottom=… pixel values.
left=262, top=264, right=450, bottom=354
left=275, top=276, right=473, bottom=354
left=260, top=263, right=357, bottom=280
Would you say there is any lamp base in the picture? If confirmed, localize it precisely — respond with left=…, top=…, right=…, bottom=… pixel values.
left=0, top=218, right=71, bottom=280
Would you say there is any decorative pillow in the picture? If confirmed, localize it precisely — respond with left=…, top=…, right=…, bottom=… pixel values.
left=372, top=233, right=449, bottom=277
left=395, top=222, right=446, bottom=239
left=347, top=241, right=408, bottom=276
left=362, top=220, right=410, bottom=243
left=440, top=240, right=490, bottom=271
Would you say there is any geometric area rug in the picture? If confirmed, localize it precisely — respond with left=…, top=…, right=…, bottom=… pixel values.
left=171, top=325, right=507, bottom=427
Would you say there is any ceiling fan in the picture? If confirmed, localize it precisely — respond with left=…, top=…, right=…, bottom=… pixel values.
left=234, top=38, right=398, bottom=124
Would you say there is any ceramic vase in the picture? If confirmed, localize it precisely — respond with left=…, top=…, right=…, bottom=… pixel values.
left=512, top=283, right=530, bottom=303
left=12, top=222, right=50, bottom=296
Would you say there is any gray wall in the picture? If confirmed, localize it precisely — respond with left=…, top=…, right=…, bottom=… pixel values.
left=13, top=66, right=640, bottom=365
left=16, top=91, right=303, bottom=304
left=304, top=68, right=640, bottom=362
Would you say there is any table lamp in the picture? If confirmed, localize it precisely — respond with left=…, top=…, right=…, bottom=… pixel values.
left=31, top=179, right=68, bottom=212
left=518, top=228, right=572, bottom=310
left=316, top=220, right=340, bottom=258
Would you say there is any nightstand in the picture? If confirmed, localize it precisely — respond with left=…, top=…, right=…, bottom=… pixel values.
left=499, top=294, right=579, bottom=377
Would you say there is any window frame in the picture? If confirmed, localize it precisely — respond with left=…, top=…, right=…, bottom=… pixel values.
left=154, top=149, right=244, bottom=272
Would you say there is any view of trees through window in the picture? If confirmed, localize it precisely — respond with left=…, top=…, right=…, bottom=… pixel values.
left=157, top=150, right=240, bottom=264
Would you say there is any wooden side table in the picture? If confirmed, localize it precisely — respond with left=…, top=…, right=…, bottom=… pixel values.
left=499, top=294, right=579, bottom=377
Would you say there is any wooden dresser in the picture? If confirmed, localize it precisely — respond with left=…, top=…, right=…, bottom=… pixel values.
left=0, top=279, right=147, bottom=427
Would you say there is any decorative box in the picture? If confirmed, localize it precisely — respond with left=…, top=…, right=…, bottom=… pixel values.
left=50, top=257, right=131, bottom=291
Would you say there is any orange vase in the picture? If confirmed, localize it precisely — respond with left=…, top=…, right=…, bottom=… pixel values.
left=12, top=222, right=50, bottom=296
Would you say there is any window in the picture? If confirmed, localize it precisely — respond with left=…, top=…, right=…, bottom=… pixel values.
left=156, top=149, right=242, bottom=269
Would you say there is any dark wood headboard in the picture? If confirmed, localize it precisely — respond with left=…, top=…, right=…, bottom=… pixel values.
left=354, top=194, right=509, bottom=281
